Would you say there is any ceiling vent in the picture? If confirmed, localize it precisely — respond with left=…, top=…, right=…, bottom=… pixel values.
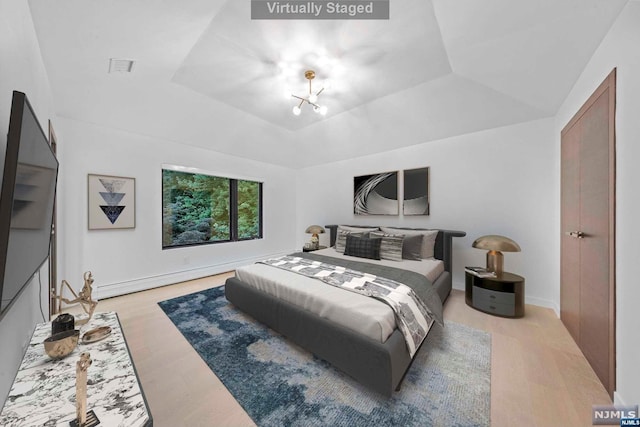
left=108, top=58, right=135, bottom=73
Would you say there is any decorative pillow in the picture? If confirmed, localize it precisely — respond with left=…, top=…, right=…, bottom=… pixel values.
left=401, top=234, right=424, bottom=261
left=344, top=234, right=382, bottom=260
left=335, top=230, right=364, bottom=253
left=337, top=225, right=380, bottom=233
left=380, top=227, right=439, bottom=258
left=370, top=231, right=404, bottom=261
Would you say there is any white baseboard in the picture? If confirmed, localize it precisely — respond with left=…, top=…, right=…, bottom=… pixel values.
left=525, top=296, right=560, bottom=317
left=95, top=250, right=292, bottom=299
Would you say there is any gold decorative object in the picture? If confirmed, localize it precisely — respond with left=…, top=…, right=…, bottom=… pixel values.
left=69, top=352, right=99, bottom=427
left=56, top=271, right=98, bottom=326
left=472, top=235, right=521, bottom=274
left=82, top=326, right=112, bottom=344
left=75, top=352, right=92, bottom=426
left=44, top=329, right=79, bottom=359
left=305, top=225, right=325, bottom=249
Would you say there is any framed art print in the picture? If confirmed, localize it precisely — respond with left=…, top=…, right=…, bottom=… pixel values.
left=88, top=174, right=135, bottom=229
left=353, top=171, right=399, bottom=215
left=403, top=167, right=430, bottom=215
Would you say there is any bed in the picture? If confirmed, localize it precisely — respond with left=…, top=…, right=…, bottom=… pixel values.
left=224, top=225, right=466, bottom=396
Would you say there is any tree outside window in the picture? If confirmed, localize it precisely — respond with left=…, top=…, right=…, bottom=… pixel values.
left=162, top=169, right=262, bottom=248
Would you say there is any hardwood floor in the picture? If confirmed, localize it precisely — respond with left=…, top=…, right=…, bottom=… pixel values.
left=75, top=273, right=611, bottom=426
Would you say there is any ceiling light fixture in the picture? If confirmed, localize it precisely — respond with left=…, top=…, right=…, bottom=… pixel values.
left=291, top=70, right=328, bottom=116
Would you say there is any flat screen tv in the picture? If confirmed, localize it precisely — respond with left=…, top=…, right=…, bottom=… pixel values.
left=0, top=91, right=58, bottom=318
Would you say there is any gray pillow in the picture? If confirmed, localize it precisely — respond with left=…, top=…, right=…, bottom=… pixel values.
left=402, top=234, right=424, bottom=261
left=344, top=234, right=382, bottom=260
left=370, top=231, right=404, bottom=261
left=380, top=227, right=438, bottom=258
left=335, top=230, right=364, bottom=253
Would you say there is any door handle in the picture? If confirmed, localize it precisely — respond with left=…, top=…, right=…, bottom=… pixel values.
left=565, top=231, right=584, bottom=238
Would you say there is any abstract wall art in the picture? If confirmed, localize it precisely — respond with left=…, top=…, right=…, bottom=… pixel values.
left=403, top=167, right=430, bottom=215
left=353, top=171, right=398, bottom=215
left=88, top=174, right=135, bottom=229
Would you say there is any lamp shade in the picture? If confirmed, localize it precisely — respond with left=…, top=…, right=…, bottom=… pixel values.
left=472, top=235, right=520, bottom=274
left=472, top=235, right=521, bottom=252
left=305, top=225, right=325, bottom=235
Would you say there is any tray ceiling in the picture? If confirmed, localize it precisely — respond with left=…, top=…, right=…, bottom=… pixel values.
left=27, top=0, right=628, bottom=167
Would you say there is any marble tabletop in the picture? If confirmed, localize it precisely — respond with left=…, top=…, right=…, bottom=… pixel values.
left=0, top=312, right=152, bottom=427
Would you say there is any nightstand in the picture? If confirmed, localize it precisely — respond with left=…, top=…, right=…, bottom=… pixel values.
left=302, top=245, right=327, bottom=252
left=465, top=271, right=525, bottom=318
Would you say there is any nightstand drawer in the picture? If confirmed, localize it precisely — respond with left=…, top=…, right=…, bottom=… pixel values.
left=472, top=285, right=515, bottom=305
left=472, top=298, right=516, bottom=317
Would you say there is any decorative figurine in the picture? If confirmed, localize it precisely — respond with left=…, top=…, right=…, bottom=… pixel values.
left=56, top=272, right=98, bottom=326
left=76, top=352, right=91, bottom=425
left=69, top=352, right=99, bottom=427
left=310, top=234, right=320, bottom=250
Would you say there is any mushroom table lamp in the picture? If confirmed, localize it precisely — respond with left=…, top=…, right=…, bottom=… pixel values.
left=305, top=225, right=325, bottom=249
left=472, top=235, right=521, bottom=274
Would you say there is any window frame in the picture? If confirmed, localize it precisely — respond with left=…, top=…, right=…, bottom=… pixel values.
left=232, top=179, right=264, bottom=242
left=161, top=167, right=263, bottom=250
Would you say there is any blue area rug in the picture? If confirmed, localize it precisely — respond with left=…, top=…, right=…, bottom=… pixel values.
left=158, top=286, right=491, bottom=426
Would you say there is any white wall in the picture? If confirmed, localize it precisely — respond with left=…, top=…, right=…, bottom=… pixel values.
left=0, top=0, right=56, bottom=404
left=296, top=118, right=559, bottom=309
left=56, top=117, right=297, bottom=299
left=554, top=1, right=640, bottom=408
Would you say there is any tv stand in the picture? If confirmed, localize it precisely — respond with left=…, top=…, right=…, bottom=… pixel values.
left=0, top=312, right=152, bottom=426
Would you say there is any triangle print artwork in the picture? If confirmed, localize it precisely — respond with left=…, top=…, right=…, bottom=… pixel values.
left=99, top=178, right=126, bottom=193
left=88, top=174, right=135, bottom=230
left=99, top=192, right=125, bottom=206
left=99, top=178, right=127, bottom=224
left=100, top=205, right=126, bottom=224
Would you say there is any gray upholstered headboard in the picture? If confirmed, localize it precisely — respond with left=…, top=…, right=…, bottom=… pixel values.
left=325, top=225, right=466, bottom=273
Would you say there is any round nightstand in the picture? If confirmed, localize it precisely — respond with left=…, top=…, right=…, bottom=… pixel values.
left=465, top=271, right=525, bottom=318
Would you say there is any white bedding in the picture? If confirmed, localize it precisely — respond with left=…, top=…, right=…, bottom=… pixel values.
left=234, top=251, right=444, bottom=343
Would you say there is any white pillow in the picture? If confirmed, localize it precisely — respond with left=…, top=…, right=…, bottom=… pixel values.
left=380, top=227, right=438, bottom=258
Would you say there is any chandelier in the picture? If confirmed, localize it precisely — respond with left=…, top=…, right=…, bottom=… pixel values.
left=291, top=70, right=328, bottom=116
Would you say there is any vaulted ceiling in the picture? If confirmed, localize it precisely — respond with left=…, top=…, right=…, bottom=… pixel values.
left=27, top=0, right=628, bottom=167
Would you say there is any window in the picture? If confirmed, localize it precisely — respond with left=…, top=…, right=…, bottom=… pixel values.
left=236, top=179, right=262, bottom=240
left=162, top=169, right=262, bottom=249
